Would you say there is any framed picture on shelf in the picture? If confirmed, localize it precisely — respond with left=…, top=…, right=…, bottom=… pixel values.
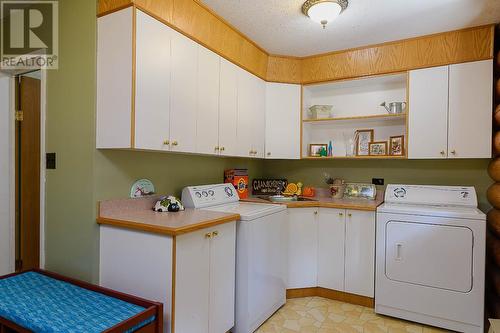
left=389, top=135, right=405, bottom=156
left=355, top=129, right=374, bottom=156
left=369, top=141, right=388, bottom=156
left=309, top=144, right=328, bottom=157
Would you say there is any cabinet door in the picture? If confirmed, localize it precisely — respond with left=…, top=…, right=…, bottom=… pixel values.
left=408, top=66, right=448, bottom=159
left=287, top=208, right=318, bottom=288
left=345, top=210, right=375, bottom=297
left=170, top=30, right=198, bottom=153
left=175, top=228, right=210, bottom=333
left=317, top=208, right=345, bottom=291
left=196, top=47, right=220, bottom=155
left=237, top=70, right=265, bottom=158
left=265, top=83, right=301, bottom=159
left=209, top=222, right=236, bottom=333
left=134, top=10, right=171, bottom=151
left=448, top=60, right=492, bottom=158
left=218, top=58, right=238, bottom=156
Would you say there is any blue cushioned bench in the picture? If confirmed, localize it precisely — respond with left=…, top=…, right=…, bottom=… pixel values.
left=0, top=270, right=163, bottom=333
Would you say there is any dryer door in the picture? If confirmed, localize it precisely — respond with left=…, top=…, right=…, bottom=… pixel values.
left=385, top=220, right=473, bottom=292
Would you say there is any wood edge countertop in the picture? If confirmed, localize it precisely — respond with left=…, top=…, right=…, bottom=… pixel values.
left=96, top=195, right=240, bottom=236
left=241, top=190, right=384, bottom=211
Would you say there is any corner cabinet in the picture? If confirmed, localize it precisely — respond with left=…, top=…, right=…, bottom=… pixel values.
left=97, top=7, right=299, bottom=159
left=408, top=60, right=492, bottom=159
left=287, top=207, right=375, bottom=298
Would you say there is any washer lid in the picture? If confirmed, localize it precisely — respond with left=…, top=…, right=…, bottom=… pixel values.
left=377, top=203, right=485, bottom=220
left=203, top=202, right=286, bottom=220
left=385, top=184, right=477, bottom=207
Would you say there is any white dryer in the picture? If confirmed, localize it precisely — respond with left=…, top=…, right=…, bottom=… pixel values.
left=182, top=184, right=287, bottom=333
left=376, top=185, right=485, bottom=333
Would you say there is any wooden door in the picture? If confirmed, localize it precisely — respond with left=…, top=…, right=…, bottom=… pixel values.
left=448, top=60, right=492, bottom=158
left=344, top=210, right=375, bottom=297
left=196, top=46, right=220, bottom=155
left=170, top=29, right=198, bottom=153
left=287, top=208, right=318, bottom=288
left=17, top=76, right=41, bottom=271
left=408, top=66, right=449, bottom=159
left=175, top=228, right=210, bottom=333
left=317, top=208, right=345, bottom=291
left=134, top=10, right=171, bottom=151
left=218, top=59, right=238, bottom=156
left=265, top=83, right=301, bottom=159
left=208, top=222, right=236, bottom=333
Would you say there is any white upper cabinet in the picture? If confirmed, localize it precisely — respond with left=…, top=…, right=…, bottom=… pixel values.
left=96, top=7, right=133, bottom=149
left=134, top=10, right=171, bottom=151
left=265, top=83, right=301, bottom=159
left=237, top=69, right=266, bottom=158
left=448, top=60, right=492, bottom=159
left=196, top=47, right=220, bottom=155
left=170, top=29, right=198, bottom=153
left=409, top=60, right=492, bottom=159
left=408, top=66, right=449, bottom=159
left=218, top=59, right=239, bottom=157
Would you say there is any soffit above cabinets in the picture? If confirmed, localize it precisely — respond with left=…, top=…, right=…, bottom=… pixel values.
left=200, top=0, right=500, bottom=57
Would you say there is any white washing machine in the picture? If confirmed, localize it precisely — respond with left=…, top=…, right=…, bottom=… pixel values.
left=376, top=184, right=486, bottom=333
left=182, top=184, right=287, bottom=333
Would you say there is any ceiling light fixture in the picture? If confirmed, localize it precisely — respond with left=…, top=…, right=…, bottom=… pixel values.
left=302, top=0, right=348, bottom=29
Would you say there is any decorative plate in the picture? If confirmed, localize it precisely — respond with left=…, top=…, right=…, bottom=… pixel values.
left=130, top=179, right=155, bottom=198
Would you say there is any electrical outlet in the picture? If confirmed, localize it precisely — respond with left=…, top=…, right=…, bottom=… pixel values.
left=372, top=178, right=384, bottom=185
left=46, top=153, right=56, bottom=169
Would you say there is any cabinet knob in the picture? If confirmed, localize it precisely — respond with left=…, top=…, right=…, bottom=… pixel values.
left=348, top=213, right=352, bottom=217
left=205, top=232, right=212, bottom=239
left=314, top=211, right=318, bottom=215
left=163, top=140, right=170, bottom=145
left=171, top=141, right=178, bottom=146
left=220, top=147, right=225, bottom=151
left=451, top=150, right=456, bottom=155
left=212, top=231, right=219, bottom=237
left=440, top=151, right=445, bottom=155
left=339, top=212, right=343, bottom=216
left=267, top=152, right=271, bottom=156
left=215, top=146, right=220, bottom=151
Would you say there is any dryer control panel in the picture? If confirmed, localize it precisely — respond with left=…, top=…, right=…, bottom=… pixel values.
left=182, top=183, right=240, bottom=208
left=384, top=184, right=477, bottom=207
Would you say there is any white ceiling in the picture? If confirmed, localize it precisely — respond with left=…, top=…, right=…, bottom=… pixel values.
left=200, top=0, right=500, bottom=57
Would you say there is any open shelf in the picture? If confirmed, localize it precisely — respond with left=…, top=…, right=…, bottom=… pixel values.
left=301, top=155, right=408, bottom=160
left=303, top=113, right=406, bottom=123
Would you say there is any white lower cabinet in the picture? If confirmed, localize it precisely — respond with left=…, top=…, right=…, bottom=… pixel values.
left=317, top=208, right=345, bottom=291
left=345, top=210, right=376, bottom=297
left=175, top=222, right=236, bottom=333
left=287, top=208, right=318, bottom=288
left=287, top=208, right=375, bottom=298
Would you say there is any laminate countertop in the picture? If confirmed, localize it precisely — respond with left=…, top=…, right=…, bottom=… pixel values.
left=242, top=190, right=384, bottom=212
left=97, top=196, right=240, bottom=236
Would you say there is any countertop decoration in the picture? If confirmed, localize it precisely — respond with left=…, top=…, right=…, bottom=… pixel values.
left=130, top=179, right=155, bottom=198
left=153, top=195, right=185, bottom=212
left=324, top=173, right=345, bottom=198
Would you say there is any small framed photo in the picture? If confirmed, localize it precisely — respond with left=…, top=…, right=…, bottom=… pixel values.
left=369, top=141, right=388, bottom=156
left=389, top=135, right=405, bottom=156
left=309, top=144, right=328, bottom=157
left=355, top=129, right=374, bottom=156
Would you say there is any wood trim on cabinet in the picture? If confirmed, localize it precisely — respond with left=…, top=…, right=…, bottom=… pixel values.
left=286, top=287, right=374, bottom=308
left=98, top=1, right=494, bottom=85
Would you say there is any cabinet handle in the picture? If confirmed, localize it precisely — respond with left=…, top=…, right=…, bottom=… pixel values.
left=451, top=150, right=456, bottom=155
left=212, top=231, right=219, bottom=237
left=267, top=152, right=271, bottom=156
left=339, top=212, right=343, bottom=216
left=215, top=146, right=220, bottom=151
left=220, top=147, right=225, bottom=151
left=314, top=211, right=318, bottom=215
left=163, top=140, right=170, bottom=145
left=205, top=232, right=212, bottom=239
left=440, top=151, right=445, bottom=155
left=348, top=213, right=352, bottom=217
left=171, top=141, right=178, bottom=146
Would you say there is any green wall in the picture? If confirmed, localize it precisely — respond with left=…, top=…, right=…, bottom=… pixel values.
left=43, top=0, right=493, bottom=283
left=263, top=159, right=492, bottom=211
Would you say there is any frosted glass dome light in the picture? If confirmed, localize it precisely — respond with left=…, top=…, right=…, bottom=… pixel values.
left=302, top=0, right=348, bottom=28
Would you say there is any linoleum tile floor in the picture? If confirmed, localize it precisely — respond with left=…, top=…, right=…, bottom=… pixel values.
left=255, top=297, right=448, bottom=333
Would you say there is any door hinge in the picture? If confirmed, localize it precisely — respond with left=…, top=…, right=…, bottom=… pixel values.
left=15, top=110, right=23, bottom=122
left=15, top=259, right=22, bottom=271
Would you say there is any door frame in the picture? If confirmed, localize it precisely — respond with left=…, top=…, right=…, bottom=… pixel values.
left=9, top=69, right=47, bottom=271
